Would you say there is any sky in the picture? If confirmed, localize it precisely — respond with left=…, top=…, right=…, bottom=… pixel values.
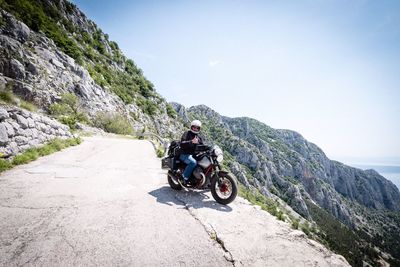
left=72, top=0, right=400, bottom=164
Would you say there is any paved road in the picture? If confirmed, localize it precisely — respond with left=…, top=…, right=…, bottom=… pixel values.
left=0, top=136, right=349, bottom=267
left=0, top=136, right=230, bottom=267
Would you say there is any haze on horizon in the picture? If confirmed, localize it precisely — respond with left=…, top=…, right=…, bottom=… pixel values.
left=72, top=0, right=400, bottom=164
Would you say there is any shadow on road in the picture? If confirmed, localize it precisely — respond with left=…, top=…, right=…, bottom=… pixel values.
left=148, top=186, right=232, bottom=212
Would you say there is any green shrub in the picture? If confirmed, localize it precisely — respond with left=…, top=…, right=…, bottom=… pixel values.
left=59, top=116, right=77, bottom=130
left=166, top=104, right=177, bottom=118
left=93, top=112, right=133, bottom=135
left=49, top=93, right=88, bottom=129
left=156, top=147, right=164, bottom=158
left=49, top=103, right=72, bottom=116
left=136, top=98, right=158, bottom=116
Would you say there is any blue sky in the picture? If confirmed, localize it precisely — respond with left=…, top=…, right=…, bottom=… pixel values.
left=72, top=0, right=400, bottom=163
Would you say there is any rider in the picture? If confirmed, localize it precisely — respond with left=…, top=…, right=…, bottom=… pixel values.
left=179, top=120, right=203, bottom=184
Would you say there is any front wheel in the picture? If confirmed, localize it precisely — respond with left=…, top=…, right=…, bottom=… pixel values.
left=211, top=173, right=237, bottom=205
left=167, top=171, right=182, bottom=190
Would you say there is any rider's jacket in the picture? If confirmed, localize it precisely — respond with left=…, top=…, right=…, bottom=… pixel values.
left=180, top=130, right=203, bottom=154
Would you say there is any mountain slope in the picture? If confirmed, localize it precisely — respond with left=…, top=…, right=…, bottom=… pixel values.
left=0, top=0, right=185, bottom=141
left=178, top=104, right=400, bottom=266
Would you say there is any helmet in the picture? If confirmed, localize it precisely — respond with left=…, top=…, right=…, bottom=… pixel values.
left=190, top=120, right=202, bottom=134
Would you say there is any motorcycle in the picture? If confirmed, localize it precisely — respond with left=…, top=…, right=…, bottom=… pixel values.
left=161, top=142, right=237, bottom=205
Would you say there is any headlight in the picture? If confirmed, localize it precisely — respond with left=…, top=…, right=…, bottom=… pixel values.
left=216, top=154, right=224, bottom=163
left=213, top=145, right=223, bottom=156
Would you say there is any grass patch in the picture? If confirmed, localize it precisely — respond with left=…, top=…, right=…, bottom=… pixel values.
left=20, top=100, right=37, bottom=112
left=93, top=112, right=133, bottom=135
left=238, top=184, right=279, bottom=217
left=0, top=137, right=82, bottom=173
left=0, top=91, right=15, bottom=103
left=0, top=90, right=38, bottom=111
left=0, top=159, right=12, bottom=172
left=291, top=218, right=300, bottom=229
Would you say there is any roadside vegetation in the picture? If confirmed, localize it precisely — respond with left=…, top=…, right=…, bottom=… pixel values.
left=49, top=93, right=88, bottom=130
left=0, top=137, right=82, bottom=173
left=0, top=89, right=37, bottom=112
left=93, top=112, right=133, bottom=135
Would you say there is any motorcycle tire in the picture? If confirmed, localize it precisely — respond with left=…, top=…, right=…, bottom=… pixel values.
left=167, top=171, right=182, bottom=190
left=211, top=173, right=237, bottom=205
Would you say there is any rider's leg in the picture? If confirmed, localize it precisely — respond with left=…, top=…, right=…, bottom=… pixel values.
left=179, top=154, right=197, bottom=180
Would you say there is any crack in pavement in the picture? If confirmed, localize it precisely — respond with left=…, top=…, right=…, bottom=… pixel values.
left=20, top=254, right=42, bottom=267
left=174, top=193, right=236, bottom=266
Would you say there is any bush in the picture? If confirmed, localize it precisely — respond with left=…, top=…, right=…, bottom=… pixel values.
left=136, top=98, right=158, bottom=116
left=166, top=104, right=177, bottom=118
left=93, top=112, right=133, bottom=135
left=49, top=93, right=88, bottom=129
left=156, top=147, right=164, bottom=158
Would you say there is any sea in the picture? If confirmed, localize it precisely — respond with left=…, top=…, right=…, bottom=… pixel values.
left=352, top=164, right=400, bottom=191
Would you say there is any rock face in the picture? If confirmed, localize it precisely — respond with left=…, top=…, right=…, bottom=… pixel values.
left=0, top=105, right=72, bottom=157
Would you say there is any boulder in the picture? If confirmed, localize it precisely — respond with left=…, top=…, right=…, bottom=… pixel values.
left=0, top=107, right=9, bottom=121
left=12, top=81, right=35, bottom=101
left=14, top=135, right=28, bottom=145
left=3, top=122, right=15, bottom=137
left=26, top=61, right=39, bottom=75
left=0, top=123, right=9, bottom=145
left=15, top=114, right=29, bottom=129
left=2, top=11, right=30, bottom=43
left=50, top=57, right=65, bottom=69
left=7, top=59, right=26, bottom=80
left=27, top=117, right=35, bottom=128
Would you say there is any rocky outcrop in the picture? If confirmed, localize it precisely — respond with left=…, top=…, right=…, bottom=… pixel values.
left=0, top=105, right=72, bottom=158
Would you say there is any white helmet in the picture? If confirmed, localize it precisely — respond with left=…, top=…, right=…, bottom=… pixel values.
left=190, top=120, right=202, bottom=134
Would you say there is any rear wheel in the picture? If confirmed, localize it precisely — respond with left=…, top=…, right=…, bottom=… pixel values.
left=167, top=171, right=182, bottom=190
left=211, top=173, right=237, bottom=205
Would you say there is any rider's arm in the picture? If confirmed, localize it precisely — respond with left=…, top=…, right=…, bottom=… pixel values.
left=180, top=132, right=195, bottom=150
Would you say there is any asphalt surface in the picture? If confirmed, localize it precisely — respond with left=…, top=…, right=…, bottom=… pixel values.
left=0, top=135, right=349, bottom=267
left=0, top=136, right=230, bottom=267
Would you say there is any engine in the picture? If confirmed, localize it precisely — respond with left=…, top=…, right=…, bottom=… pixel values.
left=192, top=167, right=206, bottom=186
